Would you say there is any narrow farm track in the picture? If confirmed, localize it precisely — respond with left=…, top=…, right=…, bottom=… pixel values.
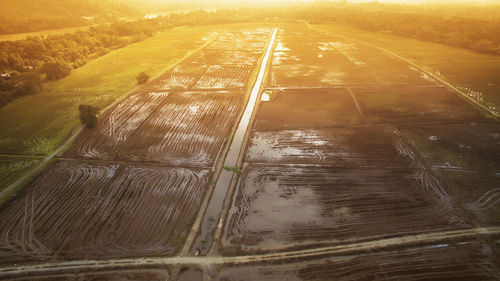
left=0, top=226, right=499, bottom=278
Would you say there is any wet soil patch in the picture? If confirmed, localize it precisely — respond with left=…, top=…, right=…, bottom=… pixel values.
left=67, top=91, right=243, bottom=167
left=0, top=161, right=209, bottom=264
left=270, top=26, right=434, bottom=87
left=206, top=29, right=271, bottom=51
left=14, top=269, right=170, bottom=281
left=178, top=267, right=204, bottom=281
left=398, top=122, right=500, bottom=171
left=398, top=122, right=500, bottom=225
left=216, top=240, right=499, bottom=280
left=253, top=88, right=362, bottom=131
left=354, top=86, right=488, bottom=123
left=148, top=64, right=255, bottom=90
left=188, top=50, right=262, bottom=66
left=246, top=127, right=409, bottom=167
left=221, top=164, right=462, bottom=254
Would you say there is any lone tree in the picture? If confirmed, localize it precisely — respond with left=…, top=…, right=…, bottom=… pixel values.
left=79, top=104, right=99, bottom=128
left=40, top=61, right=72, bottom=80
left=136, top=72, right=149, bottom=85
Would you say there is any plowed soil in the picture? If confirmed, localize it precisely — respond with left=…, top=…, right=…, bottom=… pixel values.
left=222, top=164, right=463, bottom=254
left=269, top=25, right=435, bottom=87
left=353, top=86, right=487, bottom=123
left=254, top=88, right=362, bottom=131
left=399, top=122, right=500, bottom=225
left=0, top=161, right=209, bottom=263
left=67, top=91, right=243, bottom=167
left=245, top=127, right=410, bottom=166
left=216, top=240, right=500, bottom=280
left=15, top=269, right=170, bottom=281
left=145, top=29, right=272, bottom=91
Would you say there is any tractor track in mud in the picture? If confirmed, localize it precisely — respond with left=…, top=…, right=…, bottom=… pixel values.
left=0, top=226, right=499, bottom=279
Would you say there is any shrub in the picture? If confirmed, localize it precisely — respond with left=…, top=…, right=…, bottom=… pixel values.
left=136, top=72, right=149, bottom=85
left=79, top=104, right=100, bottom=128
left=40, top=61, right=71, bottom=80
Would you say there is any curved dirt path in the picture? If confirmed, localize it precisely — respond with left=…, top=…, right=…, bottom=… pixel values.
left=1, top=226, right=499, bottom=278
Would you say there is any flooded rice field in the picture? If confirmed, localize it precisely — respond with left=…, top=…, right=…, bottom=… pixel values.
left=15, top=269, right=170, bottom=281
left=353, top=86, right=488, bottom=123
left=1, top=23, right=500, bottom=279
left=0, top=161, right=209, bottom=263
left=254, top=88, right=362, bottom=130
left=221, top=164, right=463, bottom=254
left=146, top=29, right=272, bottom=90
left=0, top=26, right=274, bottom=267
left=216, top=240, right=499, bottom=280
left=246, top=127, right=415, bottom=166
left=68, top=91, right=243, bottom=167
left=217, top=22, right=498, bottom=274
left=269, top=26, right=436, bottom=87
left=399, top=122, right=500, bottom=225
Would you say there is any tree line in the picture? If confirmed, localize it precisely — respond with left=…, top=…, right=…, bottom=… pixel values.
left=0, top=0, right=139, bottom=34
left=0, top=19, right=168, bottom=107
left=277, top=3, right=500, bottom=55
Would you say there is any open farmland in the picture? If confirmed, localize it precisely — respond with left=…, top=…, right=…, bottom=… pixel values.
left=253, top=88, right=362, bottom=130
left=215, top=240, right=499, bottom=280
left=0, top=21, right=499, bottom=281
left=14, top=269, right=171, bottom=281
left=0, top=26, right=273, bottom=267
left=67, top=91, right=243, bottom=166
left=146, top=29, right=271, bottom=91
left=0, top=25, right=224, bottom=156
left=222, top=164, right=462, bottom=254
left=353, top=86, right=488, bottom=124
left=0, top=161, right=210, bottom=263
left=311, top=23, right=500, bottom=116
left=218, top=23, right=499, bottom=274
left=398, top=122, right=500, bottom=225
left=269, top=26, right=435, bottom=87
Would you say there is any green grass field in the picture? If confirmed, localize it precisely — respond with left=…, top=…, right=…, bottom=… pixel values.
left=0, top=157, right=40, bottom=190
left=0, top=25, right=222, bottom=155
left=311, top=23, right=500, bottom=115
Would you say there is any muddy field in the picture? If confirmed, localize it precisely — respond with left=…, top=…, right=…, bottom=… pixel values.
left=0, top=26, right=274, bottom=268
left=0, top=161, right=209, bottom=263
left=254, top=88, right=362, bottom=131
left=221, top=164, right=463, bottom=254
left=246, top=127, right=416, bottom=166
left=219, top=23, right=496, bottom=257
left=269, top=25, right=435, bottom=87
left=216, top=240, right=500, bottom=280
left=14, top=269, right=170, bottom=281
left=67, top=91, right=243, bottom=167
left=352, top=86, right=488, bottom=123
left=398, top=122, right=500, bottom=225
left=206, top=30, right=270, bottom=51
left=1, top=22, right=499, bottom=280
left=146, top=29, right=271, bottom=90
